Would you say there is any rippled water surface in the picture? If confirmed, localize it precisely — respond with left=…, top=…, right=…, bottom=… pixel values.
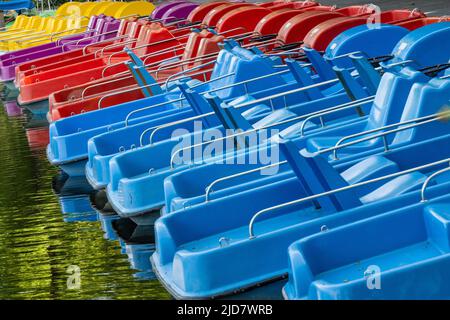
left=0, top=103, right=170, bottom=299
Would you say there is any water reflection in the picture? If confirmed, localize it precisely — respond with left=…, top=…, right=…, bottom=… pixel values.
left=0, top=98, right=169, bottom=299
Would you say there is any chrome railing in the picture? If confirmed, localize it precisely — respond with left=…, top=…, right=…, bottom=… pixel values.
left=248, top=158, right=450, bottom=239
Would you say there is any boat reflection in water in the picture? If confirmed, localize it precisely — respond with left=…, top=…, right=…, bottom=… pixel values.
left=4, top=100, right=22, bottom=117
left=52, top=171, right=157, bottom=279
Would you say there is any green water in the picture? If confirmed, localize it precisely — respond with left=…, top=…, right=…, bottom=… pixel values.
left=0, top=106, right=170, bottom=299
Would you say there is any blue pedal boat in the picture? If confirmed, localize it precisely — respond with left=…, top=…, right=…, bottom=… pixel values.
left=162, top=69, right=450, bottom=215
left=47, top=40, right=306, bottom=176
left=48, top=23, right=408, bottom=177
left=151, top=127, right=450, bottom=299
left=84, top=24, right=410, bottom=191
left=283, top=188, right=450, bottom=300
left=103, top=23, right=450, bottom=220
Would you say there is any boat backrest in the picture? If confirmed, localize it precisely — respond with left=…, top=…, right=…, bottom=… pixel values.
left=209, top=42, right=289, bottom=99
left=387, top=22, right=450, bottom=69
left=303, top=17, right=369, bottom=51
left=160, top=2, right=199, bottom=24
left=392, top=76, right=450, bottom=144
left=279, top=139, right=362, bottom=212
left=365, top=66, right=429, bottom=131
left=324, top=24, right=409, bottom=69
left=181, top=29, right=215, bottom=63
left=100, top=19, right=121, bottom=41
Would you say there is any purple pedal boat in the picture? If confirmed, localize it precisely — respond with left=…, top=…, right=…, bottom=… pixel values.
left=0, top=14, right=121, bottom=82
left=150, top=1, right=189, bottom=20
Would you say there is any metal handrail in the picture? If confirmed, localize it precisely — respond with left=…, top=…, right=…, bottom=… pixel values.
left=50, top=26, right=86, bottom=42
left=96, top=38, right=138, bottom=57
left=82, top=62, right=227, bottom=101
left=96, top=67, right=216, bottom=109
left=299, top=98, right=376, bottom=136
left=124, top=97, right=186, bottom=126
left=167, top=97, right=376, bottom=168
left=55, top=29, right=91, bottom=46
left=12, top=26, right=86, bottom=43
left=146, top=111, right=216, bottom=144
left=324, top=111, right=449, bottom=160
left=164, top=60, right=216, bottom=88
left=233, top=78, right=340, bottom=110
left=248, top=158, right=450, bottom=239
left=141, top=45, right=184, bottom=65
left=325, top=51, right=364, bottom=61
left=203, top=69, right=289, bottom=94
left=102, top=44, right=187, bottom=78
left=63, top=29, right=120, bottom=49
left=205, top=161, right=289, bottom=202
left=421, top=165, right=450, bottom=202
left=82, top=34, right=130, bottom=55
left=155, top=54, right=217, bottom=80
left=106, top=33, right=190, bottom=64
left=204, top=110, right=449, bottom=202
left=99, top=28, right=291, bottom=84
left=0, top=30, right=49, bottom=42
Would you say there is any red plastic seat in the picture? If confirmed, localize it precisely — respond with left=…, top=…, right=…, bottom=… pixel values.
left=303, top=16, right=369, bottom=51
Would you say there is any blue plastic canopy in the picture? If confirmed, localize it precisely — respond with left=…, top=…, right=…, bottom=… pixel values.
left=0, top=0, right=35, bottom=11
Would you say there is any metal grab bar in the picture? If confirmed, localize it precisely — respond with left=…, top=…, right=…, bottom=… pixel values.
left=147, top=111, right=216, bottom=143
left=325, top=51, right=364, bottom=61
left=83, top=62, right=226, bottom=102
left=164, top=60, right=216, bottom=88
left=141, top=45, right=184, bottom=65
left=421, top=165, right=450, bottom=202
left=55, top=29, right=91, bottom=46
left=167, top=97, right=376, bottom=167
left=103, top=26, right=245, bottom=71
left=299, top=98, right=375, bottom=136
left=145, top=27, right=259, bottom=74
left=96, top=38, right=138, bottom=57
left=82, top=34, right=130, bottom=55
left=0, top=30, right=49, bottom=42
left=96, top=67, right=216, bottom=109
left=323, top=111, right=450, bottom=160
left=106, top=33, right=190, bottom=64
left=205, top=161, right=288, bottom=202
left=248, top=158, right=450, bottom=239
left=50, top=26, right=87, bottom=42
left=60, top=29, right=119, bottom=51
left=124, top=97, right=186, bottom=127
left=102, top=44, right=187, bottom=78
left=100, top=28, right=287, bottom=83
left=233, top=78, right=340, bottom=110
left=155, top=54, right=217, bottom=80
left=12, top=26, right=86, bottom=43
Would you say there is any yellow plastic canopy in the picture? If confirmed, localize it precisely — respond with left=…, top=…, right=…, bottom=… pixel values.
left=0, top=1, right=156, bottom=51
